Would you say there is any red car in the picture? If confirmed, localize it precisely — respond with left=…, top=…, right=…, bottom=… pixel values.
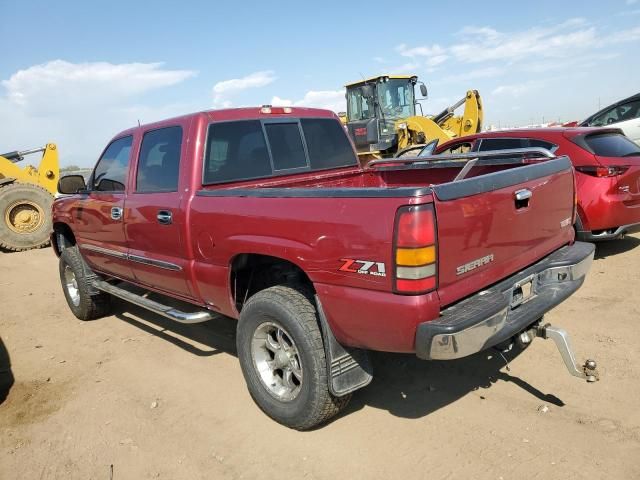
left=429, top=128, right=640, bottom=241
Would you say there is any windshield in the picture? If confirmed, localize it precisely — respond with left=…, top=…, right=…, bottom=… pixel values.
left=378, top=79, right=415, bottom=119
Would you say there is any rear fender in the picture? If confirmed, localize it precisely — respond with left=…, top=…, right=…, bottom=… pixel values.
left=226, top=235, right=316, bottom=279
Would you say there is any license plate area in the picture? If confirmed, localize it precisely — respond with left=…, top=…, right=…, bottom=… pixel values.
left=510, top=274, right=536, bottom=309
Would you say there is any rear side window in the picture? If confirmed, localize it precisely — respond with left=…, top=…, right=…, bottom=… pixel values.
left=204, top=120, right=271, bottom=184
left=203, top=118, right=357, bottom=184
left=478, top=138, right=556, bottom=152
left=136, top=126, right=182, bottom=192
left=301, top=118, right=357, bottom=169
left=478, top=138, right=524, bottom=151
left=585, top=133, right=640, bottom=157
left=265, top=123, right=307, bottom=170
left=92, top=136, right=132, bottom=192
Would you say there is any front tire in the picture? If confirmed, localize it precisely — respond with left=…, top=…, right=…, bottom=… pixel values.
left=236, top=285, right=350, bottom=430
left=59, top=246, right=111, bottom=320
left=0, top=183, right=53, bottom=251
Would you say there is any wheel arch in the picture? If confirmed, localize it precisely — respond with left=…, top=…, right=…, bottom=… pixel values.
left=229, top=253, right=314, bottom=313
left=51, top=222, right=76, bottom=256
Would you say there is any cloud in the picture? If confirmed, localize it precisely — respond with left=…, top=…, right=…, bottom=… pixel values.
left=396, top=44, right=449, bottom=69
left=212, top=70, right=276, bottom=107
left=0, top=60, right=196, bottom=166
left=396, top=43, right=446, bottom=58
left=491, top=81, right=543, bottom=97
left=2, top=60, right=195, bottom=113
left=395, top=17, right=640, bottom=69
left=435, top=66, right=505, bottom=85
left=606, top=26, right=640, bottom=43
left=389, top=62, right=420, bottom=74
left=449, top=22, right=598, bottom=63
left=426, top=55, right=449, bottom=67
left=271, top=89, right=346, bottom=113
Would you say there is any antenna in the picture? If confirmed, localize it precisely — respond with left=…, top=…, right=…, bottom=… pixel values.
left=137, top=119, right=141, bottom=127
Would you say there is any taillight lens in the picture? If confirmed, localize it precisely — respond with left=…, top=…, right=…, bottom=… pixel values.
left=394, top=205, right=437, bottom=294
left=575, top=165, right=629, bottom=177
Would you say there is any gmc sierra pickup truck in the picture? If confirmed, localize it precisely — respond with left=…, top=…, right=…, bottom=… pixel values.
left=52, top=106, right=597, bottom=430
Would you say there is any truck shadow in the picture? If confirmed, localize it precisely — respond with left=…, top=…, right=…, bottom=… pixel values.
left=0, top=337, right=15, bottom=405
left=594, top=235, right=640, bottom=259
left=112, top=299, right=237, bottom=357
left=111, top=299, right=563, bottom=422
left=340, top=349, right=563, bottom=422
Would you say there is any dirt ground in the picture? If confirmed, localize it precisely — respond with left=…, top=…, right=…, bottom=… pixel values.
left=1, top=237, right=640, bottom=480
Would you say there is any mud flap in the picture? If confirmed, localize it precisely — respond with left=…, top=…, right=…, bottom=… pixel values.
left=314, top=295, right=373, bottom=396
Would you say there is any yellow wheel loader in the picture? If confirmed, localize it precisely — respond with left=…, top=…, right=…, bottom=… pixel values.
left=0, top=144, right=59, bottom=251
left=343, top=75, right=482, bottom=162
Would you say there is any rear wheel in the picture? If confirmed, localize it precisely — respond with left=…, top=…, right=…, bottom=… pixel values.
left=59, top=246, right=111, bottom=320
left=236, top=285, right=350, bottom=430
left=0, top=183, right=53, bottom=251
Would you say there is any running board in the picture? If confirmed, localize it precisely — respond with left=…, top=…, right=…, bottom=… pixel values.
left=92, top=280, right=214, bottom=324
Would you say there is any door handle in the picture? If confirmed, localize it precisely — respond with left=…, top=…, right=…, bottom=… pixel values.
left=514, top=189, right=532, bottom=209
left=157, top=210, right=173, bottom=225
left=110, top=207, right=123, bottom=220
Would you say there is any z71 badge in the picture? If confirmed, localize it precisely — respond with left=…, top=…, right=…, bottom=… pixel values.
left=339, top=259, right=387, bottom=277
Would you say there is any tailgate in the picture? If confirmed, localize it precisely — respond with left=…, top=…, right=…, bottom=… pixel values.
left=433, top=157, right=575, bottom=307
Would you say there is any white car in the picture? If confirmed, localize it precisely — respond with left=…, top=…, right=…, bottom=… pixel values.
left=580, top=93, right=640, bottom=145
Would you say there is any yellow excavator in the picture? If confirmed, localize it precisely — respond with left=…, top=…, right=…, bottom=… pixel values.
left=342, top=75, right=482, bottom=161
left=0, top=144, right=59, bottom=251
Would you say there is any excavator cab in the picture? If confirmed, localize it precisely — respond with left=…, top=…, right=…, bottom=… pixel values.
left=345, top=75, right=423, bottom=156
left=344, top=73, right=482, bottom=161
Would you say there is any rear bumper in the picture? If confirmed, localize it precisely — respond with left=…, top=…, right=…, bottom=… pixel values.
left=577, top=221, right=640, bottom=241
left=415, top=241, right=595, bottom=360
left=576, top=168, right=640, bottom=236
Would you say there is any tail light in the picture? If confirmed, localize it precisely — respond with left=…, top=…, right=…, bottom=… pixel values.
left=575, top=165, right=629, bottom=177
left=393, top=204, right=437, bottom=294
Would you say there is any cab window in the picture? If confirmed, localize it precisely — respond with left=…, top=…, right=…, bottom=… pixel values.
left=478, top=138, right=557, bottom=152
left=91, top=136, right=133, bottom=192
left=203, top=120, right=272, bottom=184
left=136, top=126, right=183, bottom=192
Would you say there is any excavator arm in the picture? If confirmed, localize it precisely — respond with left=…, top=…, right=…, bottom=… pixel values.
left=395, top=90, right=483, bottom=153
left=0, top=144, right=59, bottom=195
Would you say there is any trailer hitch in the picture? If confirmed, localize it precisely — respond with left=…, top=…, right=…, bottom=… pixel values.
left=518, top=323, right=599, bottom=382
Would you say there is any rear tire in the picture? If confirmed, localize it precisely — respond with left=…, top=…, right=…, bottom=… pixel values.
left=59, top=246, right=111, bottom=320
left=236, top=285, right=350, bottom=430
left=0, top=183, right=53, bottom=251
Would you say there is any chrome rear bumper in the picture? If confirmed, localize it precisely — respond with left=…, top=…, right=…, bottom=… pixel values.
left=415, top=242, right=595, bottom=360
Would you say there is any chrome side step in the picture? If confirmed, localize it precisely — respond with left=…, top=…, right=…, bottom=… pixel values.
left=92, top=280, right=214, bottom=324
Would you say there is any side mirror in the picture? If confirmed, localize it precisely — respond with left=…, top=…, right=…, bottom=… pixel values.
left=57, top=175, right=86, bottom=194
left=417, top=139, right=439, bottom=157
left=419, top=84, right=428, bottom=98
left=361, top=84, right=374, bottom=98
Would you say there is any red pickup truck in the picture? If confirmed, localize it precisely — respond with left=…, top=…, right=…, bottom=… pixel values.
left=52, top=106, right=597, bottom=429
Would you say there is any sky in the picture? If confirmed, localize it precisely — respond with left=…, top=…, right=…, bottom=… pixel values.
left=1, top=0, right=639, bottom=166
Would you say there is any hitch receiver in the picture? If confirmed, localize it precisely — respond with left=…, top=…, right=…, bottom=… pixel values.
left=533, top=323, right=598, bottom=382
